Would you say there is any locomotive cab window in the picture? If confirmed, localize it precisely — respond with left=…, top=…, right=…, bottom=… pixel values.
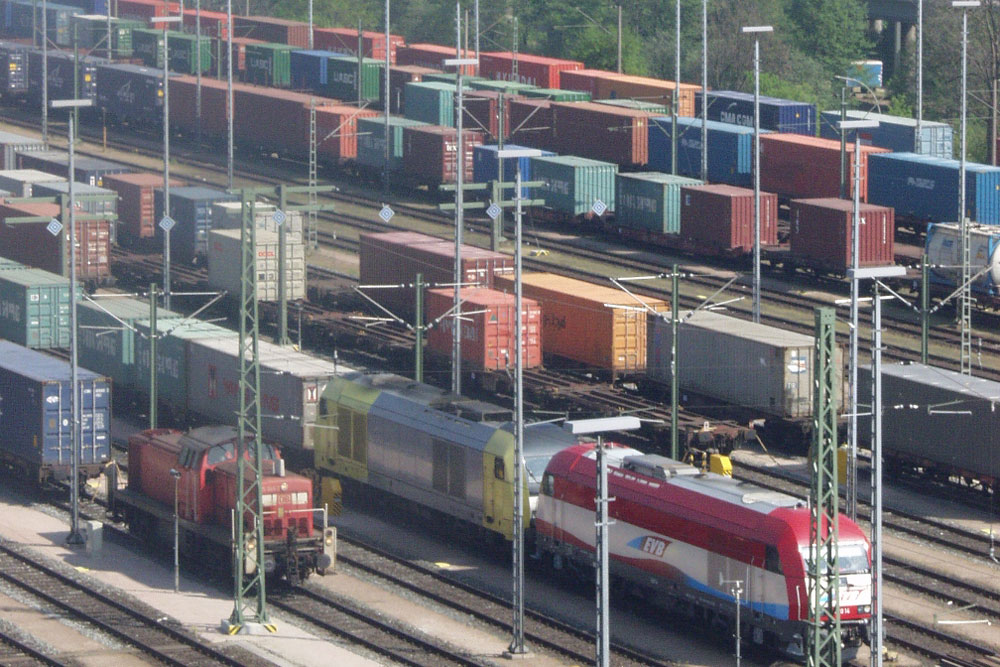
left=494, top=457, right=505, bottom=480
left=207, top=441, right=235, bottom=466
left=540, top=472, right=554, bottom=496
left=765, top=545, right=783, bottom=574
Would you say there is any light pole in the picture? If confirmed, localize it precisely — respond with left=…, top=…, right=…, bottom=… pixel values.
left=170, top=468, right=181, bottom=593
left=150, top=15, right=182, bottom=311
left=833, top=74, right=884, bottom=201
left=741, top=25, right=772, bottom=324
left=51, top=96, right=94, bottom=546
left=916, top=0, right=923, bottom=152
left=838, top=118, right=879, bottom=522
left=700, top=0, right=707, bottom=181
left=847, top=264, right=906, bottom=667
left=671, top=0, right=680, bottom=175
left=227, top=0, right=234, bottom=190
left=563, top=416, right=642, bottom=667
left=617, top=2, right=622, bottom=74
left=496, top=147, right=543, bottom=658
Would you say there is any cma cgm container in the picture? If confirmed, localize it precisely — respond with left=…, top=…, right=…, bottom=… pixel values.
left=207, top=229, right=306, bottom=301
left=696, top=90, right=816, bottom=135
left=868, top=152, right=1000, bottom=225
left=133, top=319, right=235, bottom=407
left=559, top=69, right=698, bottom=117
left=646, top=310, right=841, bottom=420
left=326, top=55, right=382, bottom=102
left=154, top=186, right=236, bottom=262
left=313, top=104, right=380, bottom=163
left=0, top=201, right=111, bottom=283
left=530, top=155, right=618, bottom=217
left=472, top=144, right=555, bottom=198
left=819, top=110, right=953, bottom=158
left=401, top=125, right=483, bottom=185
left=789, top=198, right=895, bottom=273
left=381, top=65, right=439, bottom=114
left=403, top=81, right=456, bottom=126
left=493, top=272, right=666, bottom=374
left=0, top=267, right=78, bottom=349
left=478, top=51, right=583, bottom=88
left=759, top=134, right=889, bottom=202
left=0, top=341, right=110, bottom=483
left=0, top=42, right=28, bottom=95
left=233, top=16, right=310, bottom=47
left=95, top=63, right=163, bottom=126
left=615, top=172, right=703, bottom=235
left=426, top=287, right=542, bottom=371
left=552, top=102, right=650, bottom=167
left=680, top=184, right=778, bottom=254
left=313, top=27, right=404, bottom=63
left=244, top=42, right=293, bottom=87
left=357, top=116, right=429, bottom=172
left=648, top=116, right=763, bottom=187
left=508, top=99, right=554, bottom=151
left=0, top=132, right=44, bottom=170
left=104, top=172, right=184, bottom=243
left=396, top=43, right=476, bottom=74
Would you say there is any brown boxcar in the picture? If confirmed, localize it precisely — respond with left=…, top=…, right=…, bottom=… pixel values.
left=310, top=104, right=380, bottom=163
left=789, top=198, right=895, bottom=273
left=679, top=184, right=778, bottom=254
left=478, top=52, right=584, bottom=88
left=383, top=65, right=440, bottom=114
left=760, top=134, right=890, bottom=202
left=402, top=125, right=483, bottom=186
left=233, top=16, right=310, bottom=47
left=493, top=272, right=666, bottom=374
left=560, top=69, right=698, bottom=117
left=396, top=43, right=476, bottom=74
left=552, top=101, right=650, bottom=167
left=508, top=98, right=554, bottom=151
left=170, top=75, right=232, bottom=136
left=359, top=231, right=513, bottom=318
left=0, top=201, right=110, bottom=282
left=313, top=28, right=405, bottom=64
left=426, top=287, right=542, bottom=371
left=233, top=86, right=337, bottom=155
left=103, top=172, right=184, bottom=242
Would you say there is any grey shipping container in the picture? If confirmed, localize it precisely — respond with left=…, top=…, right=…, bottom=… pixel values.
left=646, top=310, right=843, bottom=420
left=133, top=318, right=236, bottom=407
left=185, top=336, right=351, bottom=451
left=0, top=169, right=65, bottom=197
left=0, top=340, right=111, bottom=482
left=819, top=110, right=953, bottom=158
left=206, top=229, right=306, bottom=301
left=0, top=266, right=79, bottom=349
left=0, top=131, right=45, bottom=170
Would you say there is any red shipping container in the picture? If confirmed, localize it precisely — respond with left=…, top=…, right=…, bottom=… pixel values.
left=0, top=201, right=110, bottom=282
left=402, top=125, right=484, bottom=186
left=116, top=0, right=179, bottom=21
left=104, top=172, right=184, bottom=242
left=233, top=16, right=310, bottom=47
left=508, top=98, right=554, bottom=151
left=313, top=28, right=405, bottom=64
left=478, top=51, right=583, bottom=88
left=789, top=197, right=895, bottom=272
left=560, top=69, right=698, bottom=117
left=680, top=184, right=778, bottom=254
left=426, top=287, right=542, bottom=371
left=170, top=75, right=229, bottom=136
left=310, top=104, right=380, bottom=162
left=396, top=43, right=476, bottom=74
left=382, top=65, right=440, bottom=114
left=233, top=86, right=337, bottom=155
left=760, top=134, right=890, bottom=202
left=552, top=101, right=650, bottom=167
left=182, top=9, right=229, bottom=38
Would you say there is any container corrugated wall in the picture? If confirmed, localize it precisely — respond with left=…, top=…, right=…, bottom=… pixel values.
left=789, top=198, right=895, bottom=272
left=356, top=116, right=429, bottom=171
left=207, top=229, right=306, bottom=301
left=326, top=55, right=383, bottom=102
left=615, top=172, right=703, bottom=235
left=133, top=319, right=236, bottom=406
left=925, top=223, right=1000, bottom=296
left=648, top=116, right=759, bottom=187
left=696, top=90, right=816, bottom=134
left=0, top=267, right=78, bottom=349
left=403, top=81, right=455, bottom=126
left=472, top=144, right=554, bottom=198
left=530, top=155, right=618, bottom=217
left=818, top=110, right=953, bottom=157
left=680, top=184, right=778, bottom=253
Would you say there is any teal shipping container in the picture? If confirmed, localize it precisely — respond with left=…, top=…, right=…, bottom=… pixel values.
left=326, top=55, right=383, bottom=102
left=0, top=267, right=80, bottom=349
left=245, top=43, right=293, bottom=87
left=597, top=98, right=668, bottom=114
left=615, top=172, right=704, bottom=235
left=356, top=116, right=429, bottom=172
left=469, top=79, right=538, bottom=95
left=530, top=155, right=618, bottom=217
left=520, top=87, right=591, bottom=102
left=403, top=81, right=455, bottom=126
left=77, top=296, right=182, bottom=390
left=133, top=319, right=236, bottom=407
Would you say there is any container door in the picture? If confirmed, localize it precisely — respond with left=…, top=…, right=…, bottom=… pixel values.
left=482, top=452, right=511, bottom=538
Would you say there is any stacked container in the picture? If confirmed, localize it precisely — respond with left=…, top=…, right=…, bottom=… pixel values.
left=615, top=172, right=703, bottom=235
left=426, top=287, right=542, bottom=371
left=789, top=198, right=895, bottom=273
left=0, top=266, right=78, bottom=348
left=207, top=229, right=306, bottom=301
left=313, top=27, right=405, bottom=63
left=680, top=184, right=778, bottom=254
left=326, top=55, right=383, bottom=102
left=233, top=16, right=310, bottom=47
left=210, top=201, right=303, bottom=239
left=396, top=43, right=476, bottom=74
left=759, top=134, right=889, bottom=201
left=356, top=116, right=429, bottom=172
left=0, top=169, right=65, bottom=196
left=551, top=101, right=650, bottom=167
left=244, top=42, right=293, bottom=87
left=381, top=65, right=439, bottom=114
left=493, top=272, right=666, bottom=374
left=32, top=182, right=117, bottom=219
left=819, top=110, right=953, bottom=157
left=289, top=49, right=332, bottom=90
left=560, top=69, right=698, bottom=117
left=508, top=99, right=554, bottom=151
left=403, top=81, right=456, bottom=126
left=155, top=186, right=236, bottom=263
left=472, top=144, right=555, bottom=198
left=15, top=151, right=131, bottom=188
left=401, top=125, right=483, bottom=185
left=530, top=155, right=618, bottom=217
left=103, top=172, right=184, bottom=245
left=0, top=201, right=111, bottom=283
left=477, top=52, right=584, bottom=88
left=696, top=91, right=816, bottom=135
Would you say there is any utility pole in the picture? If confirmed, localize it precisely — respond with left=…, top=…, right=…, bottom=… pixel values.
left=700, top=0, right=707, bottom=182
left=149, top=283, right=157, bottom=429
left=671, top=0, right=679, bottom=175
left=916, top=0, right=923, bottom=153
left=196, top=0, right=202, bottom=142
left=742, top=25, right=772, bottom=324
left=921, top=255, right=929, bottom=364
left=383, top=0, right=390, bottom=190
left=227, top=0, right=234, bottom=190
left=152, top=15, right=181, bottom=311
left=670, top=265, right=679, bottom=459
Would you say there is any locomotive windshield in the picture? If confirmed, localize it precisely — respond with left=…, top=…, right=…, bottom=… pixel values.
left=799, top=543, right=870, bottom=574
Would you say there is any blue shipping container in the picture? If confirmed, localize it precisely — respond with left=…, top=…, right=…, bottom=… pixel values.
left=868, top=152, right=1000, bottom=224
left=155, top=186, right=236, bottom=263
left=0, top=340, right=110, bottom=478
left=648, top=116, right=767, bottom=187
left=472, top=144, right=555, bottom=198
left=819, top=110, right=952, bottom=158
left=289, top=50, right=332, bottom=91
left=695, top=90, right=816, bottom=135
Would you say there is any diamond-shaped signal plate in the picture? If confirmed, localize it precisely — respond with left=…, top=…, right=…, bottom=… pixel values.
left=46, top=218, right=63, bottom=236
left=486, top=203, right=502, bottom=220
left=379, top=205, right=395, bottom=223
left=158, top=215, right=176, bottom=232
left=591, top=199, right=607, bottom=217
left=273, top=209, right=287, bottom=226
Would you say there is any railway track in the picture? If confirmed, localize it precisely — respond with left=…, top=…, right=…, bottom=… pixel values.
left=0, top=628, right=68, bottom=666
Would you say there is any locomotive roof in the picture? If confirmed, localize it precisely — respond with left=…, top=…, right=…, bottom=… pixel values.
left=372, top=388, right=499, bottom=450
left=178, top=425, right=240, bottom=452
left=870, top=361, right=1000, bottom=401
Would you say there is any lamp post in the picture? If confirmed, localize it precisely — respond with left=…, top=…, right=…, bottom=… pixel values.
left=51, top=97, right=94, bottom=546
left=741, top=25, right=772, bottom=324
left=847, top=264, right=906, bottom=667
left=833, top=75, right=884, bottom=201
left=149, top=15, right=182, bottom=311
left=170, top=468, right=181, bottom=593
left=227, top=0, right=234, bottom=190
left=916, top=0, right=923, bottom=152
left=838, top=118, right=879, bottom=522
left=496, top=147, right=543, bottom=658
left=563, top=416, right=642, bottom=667
left=700, top=0, right=707, bottom=181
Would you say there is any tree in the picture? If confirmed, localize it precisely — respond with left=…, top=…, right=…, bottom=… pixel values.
left=786, top=0, right=870, bottom=74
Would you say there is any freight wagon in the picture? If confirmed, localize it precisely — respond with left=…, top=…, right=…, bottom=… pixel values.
left=925, top=222, right=1000, bottom=304
left=95, top=62, right=164, bottom=126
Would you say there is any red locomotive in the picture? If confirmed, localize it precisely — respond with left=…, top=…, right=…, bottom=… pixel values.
left=110, top=425, right=333, bottom=583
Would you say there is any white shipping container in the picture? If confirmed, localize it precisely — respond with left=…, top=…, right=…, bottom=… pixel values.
left=0, top=169, right=66, bottom=197
left=207, top=229, right=306, bottom=301
left=210, top=201, right=303, bottom=239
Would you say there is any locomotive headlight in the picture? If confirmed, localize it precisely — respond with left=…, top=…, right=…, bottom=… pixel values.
left=325, top=529, right=335, bottom=546
left=859, top=605, right=871, bottom=614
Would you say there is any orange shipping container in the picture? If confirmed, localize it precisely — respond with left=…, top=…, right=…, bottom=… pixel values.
left=310, top=104, right=380, bottom=162
left=760, top=134, right=890, bottom=202
left=426, top=287, right=542, bottom=371
left=559, top=69, right=698, bottom=117
left=493, top=272, right=666, bottom=373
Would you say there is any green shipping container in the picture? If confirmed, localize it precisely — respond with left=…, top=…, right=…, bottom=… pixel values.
left=403, top=81, right=455, bottom=127
left=167, top=31, right=213, bottom=75
left=530, top=155, right=618, bottom=217
left=245, top=43, right=293, bottom=87
left=326, top=55, right=383, bottom=102
left=356, top=116, right=429, bottom=172
left=597, top=98, right=668, bottom=114
left=72, top=16, right=145, bottom=57
left=113, top=19, right=147, bottom=58
left=0, top=267, right=80, bottom=349
left=520, top=87, right=591, bottom=102
left=615, top=172, right=703, bottom=235
left=131, top=28, right=165, bottom=68
left=77, top=296, right=181, bottom=390
left=133, top=319, right=236, bottom=407
left=421, top=72, right=484, bottom=86
left=468, top=79, right=539, bottom=95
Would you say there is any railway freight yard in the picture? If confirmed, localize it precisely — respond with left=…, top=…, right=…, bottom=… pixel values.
left=0, top=0, right=999, bottom=665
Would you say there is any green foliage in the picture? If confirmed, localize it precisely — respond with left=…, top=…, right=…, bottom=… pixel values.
left=561, top=25, right=647, bottom=75
left=786, top=0, right=870, bottom=74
